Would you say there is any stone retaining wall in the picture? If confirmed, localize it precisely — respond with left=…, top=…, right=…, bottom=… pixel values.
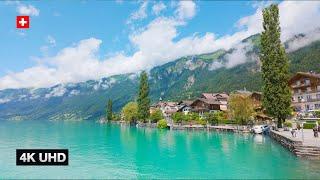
left=270, top=130, right=320, bottom=159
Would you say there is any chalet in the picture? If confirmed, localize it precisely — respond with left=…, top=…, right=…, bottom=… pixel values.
left=182, top=93, right=230, bottom=118
left=289, top=72, right=320, bottom=112
left=177, top=100, right=193, bottom=115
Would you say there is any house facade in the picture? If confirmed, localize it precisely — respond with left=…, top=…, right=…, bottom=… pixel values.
left=289, top=72, right=320, bottom=112
left=190, top=93, right=229, bottom=117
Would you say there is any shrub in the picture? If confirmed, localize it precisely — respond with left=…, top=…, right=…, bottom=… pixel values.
left=283, top=122, right=292, bottom=128
left=157, top=119, right=168, bottom=129
left=150, top=109, right=163, bottom=123
left=218, top=119, right=236, bottom=125
left=172, top=112, right=185, bottom=123
left=197, top=119, right=207, bottom=126
left=186, top=112, right=199, bottom=122
left=314, top=111, right=320, bottom=118
left=112, top=113, right=121, bottom=121
left=204, top=111, right=226, bottom=125
left=303, top=123, right=316, bottom=129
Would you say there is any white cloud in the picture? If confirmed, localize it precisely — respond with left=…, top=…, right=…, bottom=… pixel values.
left=45, top=85, right=67, bottom=98
left=47, top=35, right=56, bottom=46
left=225, top=42, right=253, bottom=68
left=69, top=90, right=80, bottom=96
left=286, top=29, right=320, bottom=52
left=175, top=1, right=196, bottom=20
left=152, top=2, right=166, bottom=16
left=1, top=1, right=320, bottom=90
left=127, top=1, right=148, bottom=23
left=17, top=4, right=40, bottom=16
left=40, top=35, right=56, bottom=55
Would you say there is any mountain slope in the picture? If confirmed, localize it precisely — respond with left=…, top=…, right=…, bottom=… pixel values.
left=0, top=34, right=319, bottom=121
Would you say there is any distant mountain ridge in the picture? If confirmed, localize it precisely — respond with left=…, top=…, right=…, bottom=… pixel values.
left=0, top=33, right=320, bottom=121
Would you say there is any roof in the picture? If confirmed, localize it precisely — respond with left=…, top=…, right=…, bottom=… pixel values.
left=192, top=98, right=222, bottom=105
left=178, top=100, right=194, bottom=106
left=164, top=109, right=178, bottom=114
left=201, top=93, right=229, bottom=99
left=289, top=72, right=320, bottom=84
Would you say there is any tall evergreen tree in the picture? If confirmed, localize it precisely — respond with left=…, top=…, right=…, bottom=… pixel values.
left=137, top=71, right=150, bottom=122
left=106, top=99, right=113, bottom=121
left=260, top=4, right=291, bottom=128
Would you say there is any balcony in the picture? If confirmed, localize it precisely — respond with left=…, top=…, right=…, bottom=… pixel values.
left=293, top=90, right=319, bottom=95
left=291, top=82, right=311, bottom=88
left=292, top=98, right=320, bottom=103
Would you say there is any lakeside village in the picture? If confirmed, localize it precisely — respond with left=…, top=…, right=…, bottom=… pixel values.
left=104, top=71, right=320, bottom=159
left=103, top=5, right=320, bottom=159
left=106, top=71, right=320, bottom=133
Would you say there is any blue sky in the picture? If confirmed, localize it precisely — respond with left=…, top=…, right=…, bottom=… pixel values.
left=0, top=1, right=320, bottom=89
left=0, top=1, right=255, bottom=76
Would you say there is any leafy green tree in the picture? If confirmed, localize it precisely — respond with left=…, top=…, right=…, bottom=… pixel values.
left=157, top=119, right=168, bottom=129
left=228, top=94, right=254, bottom=125
left=121, top=102, right=138, bottom=123
left=260, top=4, right=292, bottom=128
left=106, top=99, right=113, bottom=121
left=137, top=71, right=150, bottom=122
left=172, top=112, right=185, bottom=124
left=150, top=109, right=163, bottom=123
left=187, top=112, right=199, bottom=122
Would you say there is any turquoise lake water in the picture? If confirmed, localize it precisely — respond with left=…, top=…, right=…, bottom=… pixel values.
left=0, top=120, right=320, bottom=179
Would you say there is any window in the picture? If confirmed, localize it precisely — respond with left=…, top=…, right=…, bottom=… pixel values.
left=298, top=89, right=301, bottom=94
left=307, top=87, right=312, bottom=92
left=305, top=79, right=310, bottom=85
left=306, top=95, right=312, bottom=100
left=315, top=104, right=320, bottom=109
left=305, top=104, right=310, bottom=110
left=296, top=81, right=300, bottom=85
left=317, top=86, right=320, bottom=91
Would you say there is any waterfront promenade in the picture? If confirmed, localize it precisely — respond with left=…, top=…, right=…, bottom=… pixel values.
left=279, top=129, right=320, bottom=147
left=270, top=129, right=320, bottom=159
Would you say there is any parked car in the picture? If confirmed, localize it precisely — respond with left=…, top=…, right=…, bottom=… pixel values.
left=252, top=125, right=264, bottom=134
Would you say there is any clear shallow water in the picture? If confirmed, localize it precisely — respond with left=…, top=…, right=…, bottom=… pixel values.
left=0, top=120, right=320, bottom=179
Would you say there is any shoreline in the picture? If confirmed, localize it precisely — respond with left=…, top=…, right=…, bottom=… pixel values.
left=107, top=120, right=253, bottom=133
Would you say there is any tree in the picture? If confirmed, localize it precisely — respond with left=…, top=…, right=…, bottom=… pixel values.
left=121, top=102, right=138, bottom=123
left=172, top=112, right=185, bottom=124
left=260, top=4, right=292, bottom=128
left=187, top=112, right=199, bottom=122
left=137, top=71, right=150, bottom=122
left=106, top=99, right=113, bottom=121
left=228, top=94, right=254, bottom=125
left=204, top=111, right=225, bottom=125
left=150, top=109, right=163, bottom=123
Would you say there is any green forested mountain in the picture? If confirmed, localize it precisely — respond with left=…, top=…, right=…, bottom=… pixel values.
left=0, top=34, right=319, bottom=121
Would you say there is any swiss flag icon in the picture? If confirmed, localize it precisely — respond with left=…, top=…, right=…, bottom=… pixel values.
left=16, top=16, right=30, bottom=29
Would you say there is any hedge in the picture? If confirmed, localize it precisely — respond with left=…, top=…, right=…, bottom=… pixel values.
left=283, top=122, right=292, bottom=128
left=303, top=123, right=316, bottom=129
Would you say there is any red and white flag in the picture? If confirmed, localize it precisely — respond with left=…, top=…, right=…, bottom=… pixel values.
left=16, top=16, right=30, bottom=29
